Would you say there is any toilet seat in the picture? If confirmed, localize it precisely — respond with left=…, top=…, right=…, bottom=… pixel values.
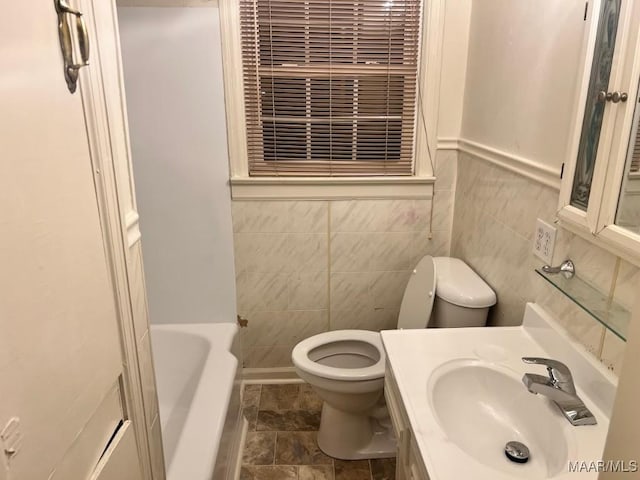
left=292, top=330, right=385, bottom=382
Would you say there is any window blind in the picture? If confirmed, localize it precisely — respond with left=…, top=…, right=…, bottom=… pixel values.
left=239, top=0, right=422, bottom=176
left=631, top=126, right=640, bottom=173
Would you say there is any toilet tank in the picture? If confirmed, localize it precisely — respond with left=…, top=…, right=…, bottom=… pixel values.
left=431, top=257, right=496, bottom=328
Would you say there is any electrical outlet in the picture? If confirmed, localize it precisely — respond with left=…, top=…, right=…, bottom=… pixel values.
left=533, top=219, right=556, bottom=264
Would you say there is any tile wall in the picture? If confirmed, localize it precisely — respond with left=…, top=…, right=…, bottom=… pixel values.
left=232, top=152, right=457, bottom=368
left=452, top=152, right=638, bottom=374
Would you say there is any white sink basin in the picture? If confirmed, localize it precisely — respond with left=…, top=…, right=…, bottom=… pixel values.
left=381, top=303, right=617, bottom=480
left=428, top=359, right=571, bottom=478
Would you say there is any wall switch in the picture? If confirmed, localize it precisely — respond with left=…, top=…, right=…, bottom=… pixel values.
left=533, top=219, right=556, bottom=264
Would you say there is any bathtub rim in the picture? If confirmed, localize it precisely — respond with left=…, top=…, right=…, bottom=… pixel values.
left=150, top=322, right=239, bottom=480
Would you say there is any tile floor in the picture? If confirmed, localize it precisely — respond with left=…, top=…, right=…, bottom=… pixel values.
left=240, top=383, right=396, bottom=480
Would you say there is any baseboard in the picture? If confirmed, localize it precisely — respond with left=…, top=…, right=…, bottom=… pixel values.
left=241, top=367, right=303, bottom=384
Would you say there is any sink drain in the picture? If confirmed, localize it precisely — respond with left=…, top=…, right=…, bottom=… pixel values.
left=505, top=441, right=530, bottom=464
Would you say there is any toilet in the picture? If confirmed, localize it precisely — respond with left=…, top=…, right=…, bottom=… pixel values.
left=291, top=255, right=496, bottom=460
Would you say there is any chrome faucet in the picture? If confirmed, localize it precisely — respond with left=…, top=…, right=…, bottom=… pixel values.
left=521, top=357, right=597, bottom=426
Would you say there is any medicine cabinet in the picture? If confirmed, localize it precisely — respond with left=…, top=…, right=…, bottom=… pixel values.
left=559, top=0, right=640, bottom=264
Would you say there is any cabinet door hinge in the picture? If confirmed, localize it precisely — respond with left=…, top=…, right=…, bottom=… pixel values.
left=584, top=1, right=589, bottom=21
left=560, top=162, right=565, bottom=179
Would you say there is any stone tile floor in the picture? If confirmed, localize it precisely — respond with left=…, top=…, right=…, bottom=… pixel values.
left=240, top=383, right=396, bottom=480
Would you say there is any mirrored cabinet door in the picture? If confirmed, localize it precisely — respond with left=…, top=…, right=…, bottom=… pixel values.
left=559, top=0, right=640, bottom=264
left=571, top=0, right=622, bottom=211
left=616, top=79, right=640, bottom=234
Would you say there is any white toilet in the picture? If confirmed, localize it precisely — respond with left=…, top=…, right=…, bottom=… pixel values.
left=291, top=255, right=496, bottom=460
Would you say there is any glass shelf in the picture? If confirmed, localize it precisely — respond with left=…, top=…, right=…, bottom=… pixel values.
left=536, top=268, right=630, bottom=341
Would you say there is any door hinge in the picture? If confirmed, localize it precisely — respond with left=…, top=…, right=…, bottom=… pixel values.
left=560, top=162, right=565, bottom=179
left=584, top=1, right=589, bottom=21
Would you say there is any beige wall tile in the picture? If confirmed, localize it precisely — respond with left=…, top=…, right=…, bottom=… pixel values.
left=600, top=330, right=626, bottom=375
left=241, top=310, right=327, bottom=348
left=434, top=150, right=457, bottom=191
left=330, top=272, right=372, bottom=312
left=369, top=271, right=412, bottom=309
left=236, top=271, right=289, bottom=313
left=244, top=345, right=296, bottom=368
left=370, top=232, right=423, bottom=271
left=233, top=174, right=457, bottom=368
left=287, top=233, right=328, bottom=273
left=613, top=260, right=640, bottom=310
left=331, top=200, right=390, bottom=232
left=288, top=310, right=330, bottom=334
left=331, top=199, right=432, bottom=234
left=232, top=201, right=328, bottom=234
left=537, top=288, right=606, bottom=357
left=431, top=190, right=454, bottom=233
left=233, top=201, right=291, bottom=233
left=565, top=235, right=617, bottom=293
left=330, top=307, right=399, bottom=332
left=241, top=311, right=289, bottom=348
left=288, top=201, right=328, bottom=233
left=289, top=271, right=328, bottom=310
left=330, top=233, right=372, bottom=272
left=387, top=200, right=431, bottom=232
left=423, top=231, right=451, bottom=257
left=452, top=151, right=629, bottom=374
left=234, top=233, right=289, bottom=273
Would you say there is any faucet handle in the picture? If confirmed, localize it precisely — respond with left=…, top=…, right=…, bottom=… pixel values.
left=522, top=357, right=576, bottom=394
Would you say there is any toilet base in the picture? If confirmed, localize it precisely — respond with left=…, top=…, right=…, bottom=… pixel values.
left=316, top=402, right=396, bottom=460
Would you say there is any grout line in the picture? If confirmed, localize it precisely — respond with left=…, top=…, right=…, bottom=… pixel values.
left=273, top=431, right=278, bottom=466
left=597, top=326, right=607, bottom=359
left=257, top=384, right=263, bottom=411
left=608, top=257, right=621, bottom=305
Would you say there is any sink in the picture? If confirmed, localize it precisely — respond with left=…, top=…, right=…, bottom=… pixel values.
left=382, top=303, right=616, bottom=480
left=428, top=359, right=573, bottom=479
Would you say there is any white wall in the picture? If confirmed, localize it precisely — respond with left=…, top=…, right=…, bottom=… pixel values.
left=461, top=0, right=586, bottom=170
left=117, top=7, right=237, bottom=324
left=437, top=0, right=472, bottom=140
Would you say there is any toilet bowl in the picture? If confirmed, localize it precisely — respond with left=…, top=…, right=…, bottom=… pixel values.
left=291, top=255, right=496, bottom=460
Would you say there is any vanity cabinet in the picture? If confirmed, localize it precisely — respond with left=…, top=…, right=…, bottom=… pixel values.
left=384, top=364, right=430, bottom=480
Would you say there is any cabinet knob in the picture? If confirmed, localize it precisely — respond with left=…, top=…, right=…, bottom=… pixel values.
left=597, top=91, right=628, bottom=103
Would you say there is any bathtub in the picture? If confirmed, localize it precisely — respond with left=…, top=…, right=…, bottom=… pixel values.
left=151, top=323, right=242, bottom=480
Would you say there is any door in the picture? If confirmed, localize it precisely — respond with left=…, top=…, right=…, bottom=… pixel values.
left=0, top=1, right=127, bottom=479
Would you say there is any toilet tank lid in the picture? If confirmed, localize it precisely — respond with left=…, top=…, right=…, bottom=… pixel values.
left=433, top=257, right=496, bottom=308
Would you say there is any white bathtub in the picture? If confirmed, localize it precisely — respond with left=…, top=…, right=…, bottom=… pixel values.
left=151, top=323, right=242, bottom=480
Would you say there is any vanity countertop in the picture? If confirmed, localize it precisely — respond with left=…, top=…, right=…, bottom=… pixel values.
left=381, top=303, right=618, bottom=480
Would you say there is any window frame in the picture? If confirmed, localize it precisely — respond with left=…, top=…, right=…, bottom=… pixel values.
left=219, top=0, right=443, bottom=199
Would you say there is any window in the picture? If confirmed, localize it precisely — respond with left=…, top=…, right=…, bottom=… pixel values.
left=239, top=0, right=422, bottom=177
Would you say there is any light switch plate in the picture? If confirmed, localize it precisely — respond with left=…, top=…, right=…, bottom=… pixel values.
left=533, top=219, right=556, bottom=264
